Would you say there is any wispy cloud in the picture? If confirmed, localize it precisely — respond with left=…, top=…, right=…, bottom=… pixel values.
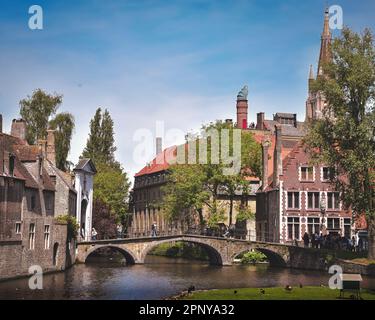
left=0, top=0, right=374, bottom=179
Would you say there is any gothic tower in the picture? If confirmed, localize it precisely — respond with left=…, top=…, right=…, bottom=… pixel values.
left=305, top=8, right=332, bottom=121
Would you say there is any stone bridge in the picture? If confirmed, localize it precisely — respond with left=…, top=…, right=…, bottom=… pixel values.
left=76, top=235, right=331, bottom=270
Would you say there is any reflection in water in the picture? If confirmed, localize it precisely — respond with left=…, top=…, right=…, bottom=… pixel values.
left=0, top=256, right=374, bottom=300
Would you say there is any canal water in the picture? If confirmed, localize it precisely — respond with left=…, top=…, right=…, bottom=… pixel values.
left=0, top=256, right=374, bottom=300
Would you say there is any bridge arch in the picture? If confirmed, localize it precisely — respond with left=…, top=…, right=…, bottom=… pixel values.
left=141, top=237, right=224, bottom=266
left=231, top=246, right=287, bottom=267
left=84, top=245, right=138, bottom=265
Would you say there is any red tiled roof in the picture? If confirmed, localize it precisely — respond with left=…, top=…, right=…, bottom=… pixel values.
left=135, top=146, right=177, bottom=177
left=0, top=133, right=55, bottom=191
left=135, top=130, right=299, bottom=184
left=15, top=145, right=40, bottom=162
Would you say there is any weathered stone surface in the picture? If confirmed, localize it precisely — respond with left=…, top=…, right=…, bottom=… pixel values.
left=76, top=235, right=332, bottom=270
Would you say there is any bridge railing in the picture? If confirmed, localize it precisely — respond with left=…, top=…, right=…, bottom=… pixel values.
left=120, top=228, right=279, bottom=243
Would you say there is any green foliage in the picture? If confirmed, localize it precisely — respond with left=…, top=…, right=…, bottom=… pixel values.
left=206, top=202, right=226, bottom=228
left=304, top=27, right=375, bottom=258
left=19, top=89, right=75, bottom=171
left=161, top=120, right=261, bottom=229
left=235, top=204, right=255, bottom=222
left=93, top=162, right=130, bottom=224
left=161, top=164, right=210, bottom=227
left=183, top=286, right=375, bottom=300
left=19, top=89, right=63, bottom=144
left=82, top=108, right=118, bottom=167
left=82, top=108, right=130, bottom=230
left=240, top=251, right=268, bottom=264
left=56, top=215, right=79, bottom=240
left=149, top=242, right=209, bottom=261
left=49, top=113, right=75, bottom=171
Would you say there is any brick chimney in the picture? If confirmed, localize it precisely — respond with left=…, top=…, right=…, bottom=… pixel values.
left=0, top=114, right=3, bottom=133
left=256, top=112, right=265, bottom=130
left=262, top=138, right=270, bottom=191
left=11, top=119, right=27, bottom=141
left=272, top=125, right=282, bottom=188
left=236, top=99, right=248, bottom=129
left=37, top=139, right=47, bottom=156
left=236, top=86, right=248, bottom=129
left=46, top=129, right=56, bottom=166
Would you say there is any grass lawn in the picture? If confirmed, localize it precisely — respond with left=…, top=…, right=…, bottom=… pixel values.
left=349, top=258, right=375, bottom=265
left=182, top=286, right=375, bottom=300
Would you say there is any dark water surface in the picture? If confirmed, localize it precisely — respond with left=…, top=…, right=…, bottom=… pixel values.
left=0, top=256, right=374, bottom=300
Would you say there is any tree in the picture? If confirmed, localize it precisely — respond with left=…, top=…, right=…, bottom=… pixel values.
left=92, top=199, right=118, bottom=240
left=19, top=89, right=62, bottom=144
left=49, top=113, right=75, bottom=171
left=101, top=109, right=117, bottom=165
left=82, top=108, right=131, bottom=234
left=161, top=120, right=261, bottom=231
left=82, top=108, right=118, bottom=167
left=304, top=28, right=375, bottom=259
left=19, top=89, right=75, bottom=171
left=93, top=162, right=130, bottom=223
left=162, top=164, right=210, bottom=232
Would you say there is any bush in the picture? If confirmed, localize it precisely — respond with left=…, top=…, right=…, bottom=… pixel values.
left=149, top=242, right=209, bottom=260
left=240, top=251, right=267, bottom=264
left=56, top=215, right=79, bottom=240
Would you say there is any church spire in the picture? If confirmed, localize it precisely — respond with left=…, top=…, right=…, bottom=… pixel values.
left=309, top=64, right=314, bottom=80
left=317, top=7, right=332, bottom=76
left=308, top=65, right=315, bottom=93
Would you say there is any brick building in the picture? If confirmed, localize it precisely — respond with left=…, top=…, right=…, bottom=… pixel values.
left=130, top=140, right=260, bottom=238
left=256, top=126, right=352, bottom=243
left=129, top=8, right=356, bottom=243
left=255, top=9, right=353, bottom=244
left=0, top=116, right=94, bottom=280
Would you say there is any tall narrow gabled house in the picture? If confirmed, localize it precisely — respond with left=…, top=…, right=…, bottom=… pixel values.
left=256, top=127, right=352, bottom=244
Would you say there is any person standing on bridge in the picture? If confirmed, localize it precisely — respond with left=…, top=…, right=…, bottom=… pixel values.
left=151, top=222, right=157, bottom=237
left=303, top=232, right=309, bottom=248
left=91, top=228, right=98, bottom=241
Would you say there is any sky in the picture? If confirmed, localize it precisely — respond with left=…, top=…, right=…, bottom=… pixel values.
left=0, top=0, right=374, bottom=180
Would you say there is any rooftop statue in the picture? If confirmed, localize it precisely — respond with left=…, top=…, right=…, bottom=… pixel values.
left=237, top=85, right=248, bottom=100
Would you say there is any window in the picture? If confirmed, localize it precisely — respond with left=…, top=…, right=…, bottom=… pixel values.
left=307, top=192, right=320, bottom=209
left=44, top=225, right=50, bottom=249
left=9, top=154, right=15, bottom=176
left=29, top=223, right=35, bottom=250
left=307, top=217, right=320, bottom=235
left=15, top=222, right=21, bottom=234
left=322, top=167, right=335, bottom=181
left=287, top=217, right=300, bottom=240
left=287, top=192, right=300, bottom=209
left=327, top=218, right=340, bottom=230
left=327, top=192, right=340, bottom=210
left=344, top=218, right=351, bottom=238
left=301, top=167, right=314, bottom=181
